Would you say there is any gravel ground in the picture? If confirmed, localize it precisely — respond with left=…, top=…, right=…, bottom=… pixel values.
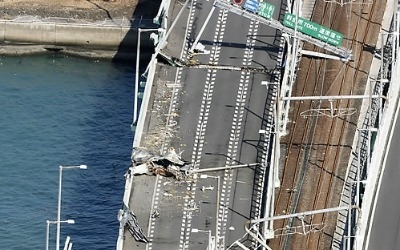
left=0, top=0, right=140, bottom=21
left=0, top=0, right=162, bottom=58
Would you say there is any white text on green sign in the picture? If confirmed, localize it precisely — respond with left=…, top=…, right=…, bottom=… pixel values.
left=258, top=2, right=275, bottom=19
left=283, top=13, right=343, bottom=46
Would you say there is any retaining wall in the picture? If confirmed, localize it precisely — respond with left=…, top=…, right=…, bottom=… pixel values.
left=0, top=20, right=157, bottom=50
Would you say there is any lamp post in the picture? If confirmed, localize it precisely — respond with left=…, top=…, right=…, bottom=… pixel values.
left=133, top=28, right=163, bottom=125
left=46, top=220, right=74, bottom=250
left=56, top=165, right=87, bottom=250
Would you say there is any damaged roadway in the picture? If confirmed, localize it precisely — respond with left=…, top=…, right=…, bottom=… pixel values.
left=131, top=147, right=190, bottom=179
left=118, top=0, right=281, bottom=247
left=119, top=0, right=192, bottom=248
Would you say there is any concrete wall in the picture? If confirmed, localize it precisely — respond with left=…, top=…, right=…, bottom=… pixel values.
left=0, top=21, right=156, bottom=49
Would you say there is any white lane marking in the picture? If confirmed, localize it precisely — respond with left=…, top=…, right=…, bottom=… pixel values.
left=179, top=8, right=228, bottom=250
left=147, top=0, right=201, bottom=248
left=217, top=20, right=259, bottom=243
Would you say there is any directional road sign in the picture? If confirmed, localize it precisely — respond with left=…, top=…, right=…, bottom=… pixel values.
left=257, top=2, right=275, bottom=19
left=214, top=0, right=351, bottom=59
left=283, top=13, right=343, bottom=46
left=244, top=0, right=260, bottom=13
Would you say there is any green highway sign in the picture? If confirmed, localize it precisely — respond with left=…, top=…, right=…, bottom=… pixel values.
left=257, top=2, right=275, bottom=19
left=283, top=13, right=343, bottom=46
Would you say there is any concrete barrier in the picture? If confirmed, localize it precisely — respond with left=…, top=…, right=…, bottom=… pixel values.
left=0, top=20, right=156, bottom=50
left=55, top=24, right=125, bottom=47
left=4, top=22, right=56, bottom=44
left=116, top=0, right=171, bottom=248
left=0, top=22, right=6, bottom=42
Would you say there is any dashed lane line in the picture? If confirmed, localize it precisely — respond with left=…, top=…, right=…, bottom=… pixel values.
left=179, top=8, right=228, bottom=250
left=217, top=19, right=259, bottom=245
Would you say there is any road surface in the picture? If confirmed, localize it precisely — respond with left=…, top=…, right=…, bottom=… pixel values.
left=143, top=0, right=283, bottom=249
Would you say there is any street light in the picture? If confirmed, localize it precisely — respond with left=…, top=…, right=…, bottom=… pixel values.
left=46, top=220, right=74, bottom=250
left=133, top=28, right=163, bottom=126
left=56, top=165, right=87, bottom=250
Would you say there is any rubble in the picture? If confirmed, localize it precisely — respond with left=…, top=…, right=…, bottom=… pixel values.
left=118, top=206, right=148, bottom=243
left=131, top=147, right=189, bottom=180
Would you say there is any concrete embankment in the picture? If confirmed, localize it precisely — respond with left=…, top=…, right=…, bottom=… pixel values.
left=0, top=19, right=158, bottom=59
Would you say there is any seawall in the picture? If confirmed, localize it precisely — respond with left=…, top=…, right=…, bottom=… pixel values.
left=0, top=18, right=159, bottom=58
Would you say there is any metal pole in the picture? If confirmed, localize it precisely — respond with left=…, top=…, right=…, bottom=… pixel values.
left=264, top=137, right=274, bottom=237
left=357, top=145, right=361, bottom=209
left=215, top=176, right=220, bottom=250
left=188, top=163, right=259, bottom=174
left=55, top=165, right=85, bottom=250
left=347, top=199, right=351, bottom=250
left=251, top=205, right=357, bottom=224
left=232, top=240, right=251, bottom=250
left=133, top=28, right=163, bottom=125
left=368, top=80, right=372, bottom=176
left=190, top=6, right=216, bottom=52
left=244, top=224, right=273, bottom=250
left=284, top=0, right=300, bottom=134
left=46, top=220, right=50, bottom=250
left=280, top=34, right=291, bottom=133
left=274, top=81, right=281, bottom=186
left=56, top=166, right=62, bottom=250
left=281, top=95, right=380, bottom=101
left=48, top=220, right=75, bottom=250
left=208, top=230, right=212, bottom=250
left=394, top=7, right=399, bottom=65
left=144, top=0, right=190, bottom=75
left=63, top=236, right=71, bottom=250
left=380, top=32, right=384, bottom=125
left=133, top=28, right=142, bottom=125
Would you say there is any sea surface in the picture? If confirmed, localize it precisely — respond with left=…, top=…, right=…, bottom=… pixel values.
left=0, top=54, right=135, bottom=250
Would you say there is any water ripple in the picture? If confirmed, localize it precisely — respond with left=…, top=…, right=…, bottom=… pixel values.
left=0, top=55, right=134, bottom=249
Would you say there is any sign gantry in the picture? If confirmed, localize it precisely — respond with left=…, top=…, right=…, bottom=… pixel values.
left=213, top=0, right=352, bottom=60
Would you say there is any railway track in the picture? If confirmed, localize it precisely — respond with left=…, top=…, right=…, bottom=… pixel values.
left=269, top=0, right=385, bottom=249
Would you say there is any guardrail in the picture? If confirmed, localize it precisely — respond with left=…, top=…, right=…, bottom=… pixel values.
left=355, top=30, right=399, bottom=249
left=116, top=0, right=171, bottom=248
left=332, top=3, right=400, bottom=248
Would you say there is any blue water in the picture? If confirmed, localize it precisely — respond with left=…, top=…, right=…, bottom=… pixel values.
left=0, top=54, right=135, bottom=249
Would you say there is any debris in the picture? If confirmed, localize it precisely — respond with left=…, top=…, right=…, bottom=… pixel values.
left=131, top=147, right=159, bottom=164
left=151, top=210, right=160, bottom=218
left=163, top=147, right=186, bottom=166
left=119, top=206, right=148, bottom=243
left=200, top=185, right=215, bottom=191
left=193, top=42, right=210, bottom=54
left=131, top=147, right=190, bottom=179
left=163, top=191, right=173, bottom=197
left=132, top=163, right=150, bottom=175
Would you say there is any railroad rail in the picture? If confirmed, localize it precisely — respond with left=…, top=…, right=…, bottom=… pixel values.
left=270, top=0, right=383, bottom=249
